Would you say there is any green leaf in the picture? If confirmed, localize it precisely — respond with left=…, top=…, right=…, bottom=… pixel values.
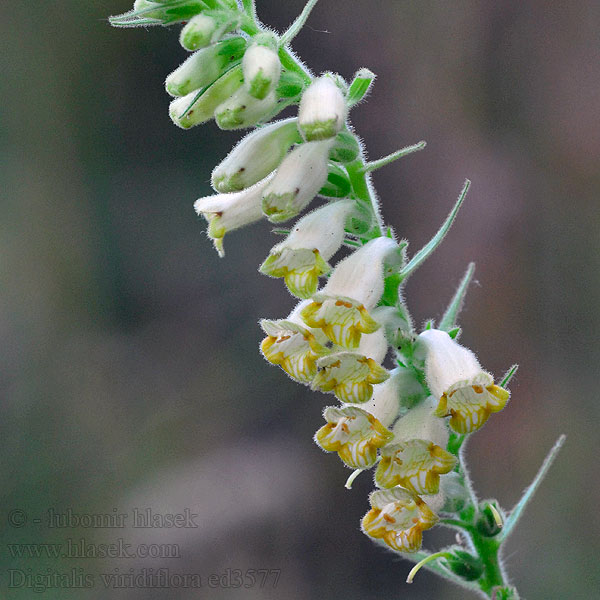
left=500, top=364, right=518, bottom=388
left=346, top=68, right=375, bottom=107
left=500, top=434, right=566, bottom=542
left=399, top=179, right=470, bottom=281
left=439, top=262, right=475, bottom=331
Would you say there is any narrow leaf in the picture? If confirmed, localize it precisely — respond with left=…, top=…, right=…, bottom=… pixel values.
left=280, top=0, right=320, bottom=46
left=500, top=434, right=566, bottom=542
left=400, top=180, right=470, bottom=281
left=439, top=262, right=475, bottom=331
left=347, top=68, right=376, bottom=107
left=500, top=364, right=519, bottom=388
left=361, top=141, right=426, bottom=173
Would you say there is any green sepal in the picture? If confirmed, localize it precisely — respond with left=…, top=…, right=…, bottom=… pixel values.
left=346, top=68, right=375, bottom=107
left=476, top=501, right=503, bottom=537
left=275, top=70, right=306, bottom=98
left=491, top=586, right=520, bottom=600
left=110, top=0, right=206, bottom=28
left=319, top=164, right=351, bottom=198
left=445, top=549, right=484, bottom=582
left=329, top=131, right=360, bottom=163
left=448, top=327, right=461, bottom=339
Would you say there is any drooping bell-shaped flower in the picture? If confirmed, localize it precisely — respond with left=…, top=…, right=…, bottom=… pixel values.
left=193, top=173, right=274, bottom=257
left=311, top=328, right=389, bottom=403
left=259, top=199, right=359, bottom=298
left=259, top=301, right=330, bottom=384
left=300, top=237, right=401, bottom=349
left=261, top=140, right=332, bottom=223
left=165, top=37, right=247, bottom=97
left=416, top=329, right=510, bottom=433
left=298, top=75, right=347, bottom=141
left=314, top=405, right=394, bottom=469
left=242, top=43, right=281, bottom=100
left=375, top=396, right=456, bottom=495
left=361, top=488, right=438, bottom=553
left=212, top=118, right=299, bottom=193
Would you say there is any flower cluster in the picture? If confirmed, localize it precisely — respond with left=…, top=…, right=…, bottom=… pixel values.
left=111, top=3, right=551, bottom=595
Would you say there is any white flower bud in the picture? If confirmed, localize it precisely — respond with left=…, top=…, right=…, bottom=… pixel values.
left=179, top=13, right=238, bottom=51
left=214, top=86, right=277, bottom=130
left=242, top=44, right=282, bottom=100
left=298, top=76, right=347, bottom=141
left=212, top=118, right=299, bottom=193
left=165, top=37, right=246, bottom=97
left=193, top=173, right=274, bottom=256
left=259, top=199, right=359, bottom=298
left=261, top=140, right=332, bottom=223
left=169, top=65, right=244, bottom=129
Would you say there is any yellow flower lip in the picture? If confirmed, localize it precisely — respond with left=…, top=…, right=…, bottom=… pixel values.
left=259, top=247, right=331, bottom=299
left=375, top=439, right=457, bottom=494
left=361, top=488, right=438, bottom=553
left=300, top=293, right=380, bottom=349
left=314, top=405, right=393, bottom=469
left=312, top=351, right=389, bottom=403
left=435, top=375, right=510, bottom=434
left=260, top=318, right=328, bottom=384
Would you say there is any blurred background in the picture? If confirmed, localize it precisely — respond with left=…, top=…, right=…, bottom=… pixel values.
left=1, top=1, right=599, bottom=598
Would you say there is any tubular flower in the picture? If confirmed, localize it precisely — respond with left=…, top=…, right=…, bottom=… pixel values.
left=376, top=440, right=456, bottom=495
left=375, top=396, right=456, bottom=494
left=300, top=237, right=401, bottom=349
left=259, top=200, right=359, bottom=299
left=211, top=117, right=299, bottom=193
left=314, top=405, right=393, bottom=469
left=361, top=488, right=438, bottom=553
left=259, top=302, right=329, bottom=384
left=311, top=328, right=389, bottom=403
left=261, top=140, right=332, bottom=223
left=194, top=173, right=274, bottom=257
left=416, top=329, right=510, bottom=433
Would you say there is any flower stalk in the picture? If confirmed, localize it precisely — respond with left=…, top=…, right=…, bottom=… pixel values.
left=110, top=1, right=565, bottom=597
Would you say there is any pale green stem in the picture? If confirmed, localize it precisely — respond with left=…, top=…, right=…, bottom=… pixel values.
left=406, top=552, right=452, bottom=583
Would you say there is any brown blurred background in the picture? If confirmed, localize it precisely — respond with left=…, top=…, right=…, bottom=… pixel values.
left=1, top=1, right=599, bottom=598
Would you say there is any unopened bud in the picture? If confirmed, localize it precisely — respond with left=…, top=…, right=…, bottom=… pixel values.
left=261, top=140, right=332, bottom=223
left=133, top=0, right=204, bottom=24
left=214, top=87, right=277, bottom=130
left=445, top=550, right=484, bottom=581
left=329, top=131, right=361, bottom=163
left=169, top=65, right=243, bottom=129
left=166, top=37, right=246, bottom=97
left=212, top=118, right=299, bottom=193
left=242, top=44, right=282, bottom=100
left=476, top=501, right=504, bottom=537
left=179, top=13, right=239, bottom=51
left=298, top=76, right=347, bottom=141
